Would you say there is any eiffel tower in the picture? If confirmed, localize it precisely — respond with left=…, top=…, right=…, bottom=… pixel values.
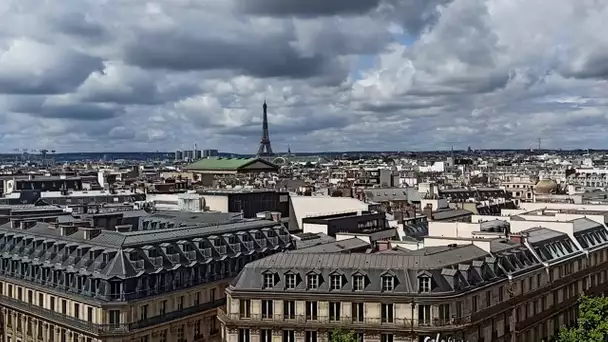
left=257, top=100, right=274, bottom=156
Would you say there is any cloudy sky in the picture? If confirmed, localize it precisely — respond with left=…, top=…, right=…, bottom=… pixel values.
left=0, top=0, right=607, bottom=153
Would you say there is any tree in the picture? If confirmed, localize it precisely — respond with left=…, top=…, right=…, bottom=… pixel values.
left=328, top=329, right=358, bottom=342
left=556, top=295, right=608, bottom=342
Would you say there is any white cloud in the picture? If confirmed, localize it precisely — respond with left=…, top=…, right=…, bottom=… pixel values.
left=0, top=0, right=607, bottom=152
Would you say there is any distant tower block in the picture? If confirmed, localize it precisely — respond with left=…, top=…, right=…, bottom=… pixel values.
left=257, top=100, right=274, bottom=156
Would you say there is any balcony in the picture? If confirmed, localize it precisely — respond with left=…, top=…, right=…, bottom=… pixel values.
left=217, top=309, right=471, bottom=331
left=0, top=294, right=225, bottom=336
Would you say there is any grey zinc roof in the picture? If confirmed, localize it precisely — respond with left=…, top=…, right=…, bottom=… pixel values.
left=571, top=217, right=602, bottom=233
left=232, top=241, right=543, bottom=295
left=292, top=237, right=370, bottom=253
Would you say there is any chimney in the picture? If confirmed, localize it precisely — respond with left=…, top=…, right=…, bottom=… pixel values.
left=509, top=232, right=528, bottom=245
left=115, top=224, right=132, bottom=232
left=270, top=211, right=281, bottom=222
left=59, top=224, right=78, bottom=236
left=377, top=240, right=390, bottom=251
left=82, top=228, right=102, bottom=240
left=422, top=204, right=433, bottom=220
left=10, top=219, right=21, bottom=229
left=19, top=220, right=37, bottom=230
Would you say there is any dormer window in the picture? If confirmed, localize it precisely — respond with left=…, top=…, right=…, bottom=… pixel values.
left=419, top=276, right=431, bottom=293
left=307, top=274, right=318, bottom=289
left=381, top=275, right=394, bottom=291
left=330, top=274, right=342, bottom=290
left=263, top=273, right=275, bottom=289
left=353, top=275, right=365, bottom=291
left=286, top=274, right=296, bottom=289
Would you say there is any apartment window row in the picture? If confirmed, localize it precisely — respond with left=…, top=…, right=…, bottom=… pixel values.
left=263, top=272, right=396, bottom=291
left=0, top=282, right=97, bottom=323
left=239, top=299, right=459, bottom=326
left=3, top=311, right=94, bottom=342
left=239, top=329, right=372, bottom=342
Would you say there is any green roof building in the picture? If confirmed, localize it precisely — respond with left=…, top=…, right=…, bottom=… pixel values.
left=184, top=157, right=279, bottom=174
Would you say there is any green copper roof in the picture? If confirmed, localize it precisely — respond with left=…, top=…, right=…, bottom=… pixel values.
left=185, top=157, right=258, bottom=171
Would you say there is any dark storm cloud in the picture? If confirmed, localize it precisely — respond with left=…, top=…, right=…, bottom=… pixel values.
left=0, top=47, right=103, bottom=95
left=9, top=99, right=122, bottom=121
left=121, top=32, right=341, bottom=80
left=559, top=51, right=608, bottom=80
left=236, top=0, right=383, bottom=17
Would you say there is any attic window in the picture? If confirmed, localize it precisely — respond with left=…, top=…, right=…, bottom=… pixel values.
left=330, top=274, right=342, bottom=290
left=307, top=274, right=319, bottom=289
left=263, top=273, right=275, bottom=289
left=381, top=275, right=394, bottom=291
left=419, top=276, right=431, bottom=293
left=286, top=274, right=296, bottom=289
left=353, top=275, right=365, bottom=291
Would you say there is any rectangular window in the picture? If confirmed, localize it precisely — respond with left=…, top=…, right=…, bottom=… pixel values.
left=305, top=331, right=318, bottom=342
left=418, top=304, right=431, bottom=326
left=238, top=329, right=250, bottom=342
left=382, top=276, right=394, bottom=291
left=261, top=330, right=272, bottom=342
left=109, top=310, right=120, bottom=325
left=88, top=307, right=94, bottom=322
left=262, top=300, right=273, bottom=319
left=240, top=300, right=251, bottom=318
left=284, top=300, right=295, bottom=319
left=419, top=277, right=431, bottom=292
left=329, top=302, right=341, bottom=321
left=263, top=273, right=275, bottom=288
left=381, top=334, right=394, bottom=342
left=381, top=303, right=394, bottom=323
left=286, top=274, right=296, bottom=289
left=194, top=292, right=200, bottom=305
left=499, top=286, right=504, bottom=302
left=486, top=291, right=491, bottom=307
left=353, top=275, right=365, bottom=291
left=74, top=303, right=80, bottom=319
left=330, top=275, right=342, bottom=290
left=38, top=293, right=44, bottom=307
left=352, top=303, right=364, bottom=322
left=50, top=297, right=55, bottom=311
left=438, top=304, right=450, bottom=323
left=283, top=330, right=295, bottom=342
left=177, top=296, right=184, bottom=310
left=472, top=295, right=478, bottom=311
left=307, top=274, right=319, bottom=289
left=141, top=305, right=148, bottom=320
left=61, top=300, right=67, bottom=314
left=160, top=300, right=167, bottom=315
left=306, top=301, right=318, bottom=320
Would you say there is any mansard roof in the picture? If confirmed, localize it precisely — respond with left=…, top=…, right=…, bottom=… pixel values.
left=0, top=218, right=293, bottom=284
left=231, top=241, right=543, bottom=295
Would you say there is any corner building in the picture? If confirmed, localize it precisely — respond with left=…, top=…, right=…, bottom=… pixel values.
left=0, top=219, right=294, bottom=342
left=219, top=218, right=608, bottom=342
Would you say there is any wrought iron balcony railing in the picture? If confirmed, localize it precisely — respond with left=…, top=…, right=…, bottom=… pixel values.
left=0, top=294, right=225, bottom=336
left=217, top=309, right=471, bottom=329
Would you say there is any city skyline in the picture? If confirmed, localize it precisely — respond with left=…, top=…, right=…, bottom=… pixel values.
left=0, top=0, right=607, bottom=153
